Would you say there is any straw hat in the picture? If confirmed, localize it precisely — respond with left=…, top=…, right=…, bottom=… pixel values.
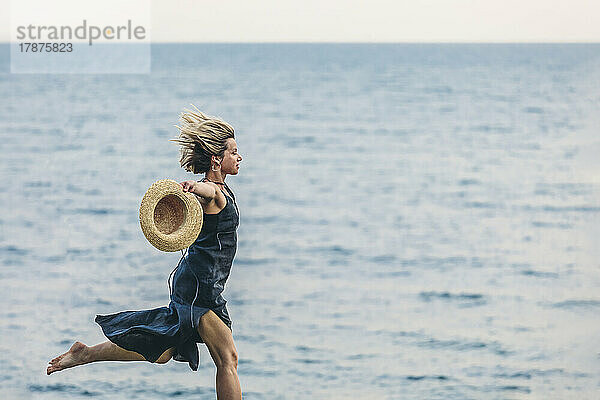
left=139, top=179, right=203, bottom=252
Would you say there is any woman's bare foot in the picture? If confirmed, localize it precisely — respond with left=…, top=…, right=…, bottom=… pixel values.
left=47, top=342, right=90, bottom=375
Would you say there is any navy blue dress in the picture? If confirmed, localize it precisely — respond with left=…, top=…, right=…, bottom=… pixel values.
left=95, top=182, right=239, bottom=371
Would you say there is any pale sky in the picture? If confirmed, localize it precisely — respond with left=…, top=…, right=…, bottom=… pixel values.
left=3, top=0, right=600, bottom=42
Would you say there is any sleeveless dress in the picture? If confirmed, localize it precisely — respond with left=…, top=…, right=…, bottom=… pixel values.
left=95, top=181, right=239, bottom=371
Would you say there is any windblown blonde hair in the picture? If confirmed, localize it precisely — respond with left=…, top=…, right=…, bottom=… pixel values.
left=171, top=105, right=235, bottom=174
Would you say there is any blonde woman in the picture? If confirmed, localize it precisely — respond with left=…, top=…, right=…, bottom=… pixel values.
left=47, top=107, right=244, bottom=400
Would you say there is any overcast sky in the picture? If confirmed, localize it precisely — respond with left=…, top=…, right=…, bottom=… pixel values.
left=3, top=0, right=600, bottom=42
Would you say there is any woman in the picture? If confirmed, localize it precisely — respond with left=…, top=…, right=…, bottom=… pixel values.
left=47, top=107, right=244, bottom=400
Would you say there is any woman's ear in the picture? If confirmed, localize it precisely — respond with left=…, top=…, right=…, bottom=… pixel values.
left=211, top=155, right=223, bottom=168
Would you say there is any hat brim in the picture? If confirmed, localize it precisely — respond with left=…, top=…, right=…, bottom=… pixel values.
left=139, top=179, right=203, bottom=252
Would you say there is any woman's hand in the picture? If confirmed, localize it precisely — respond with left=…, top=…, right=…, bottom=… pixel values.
left=180, top=180, right=199, bottom=193
left=180, top=180, right=218, bottom=200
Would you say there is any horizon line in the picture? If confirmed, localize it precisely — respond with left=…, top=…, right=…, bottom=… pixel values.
left=1, top=40, right=600, bottom=45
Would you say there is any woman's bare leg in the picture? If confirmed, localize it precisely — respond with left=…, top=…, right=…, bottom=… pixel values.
left=47, top=341, right=175, bottom=375
left=198, top=310, right=241, bottom=400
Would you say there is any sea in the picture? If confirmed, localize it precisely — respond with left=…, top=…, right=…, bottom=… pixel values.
left=1, top=43, right=599, bottom=399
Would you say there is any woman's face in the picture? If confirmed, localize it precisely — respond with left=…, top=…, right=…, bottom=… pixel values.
left=219, top=138, right=242, bottom=175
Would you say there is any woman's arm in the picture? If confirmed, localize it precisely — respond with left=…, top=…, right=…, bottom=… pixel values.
left=180, top=180, right=217, bottom=202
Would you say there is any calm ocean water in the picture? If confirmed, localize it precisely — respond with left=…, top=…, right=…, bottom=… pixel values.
left=1, top=43, right=600, bottom=399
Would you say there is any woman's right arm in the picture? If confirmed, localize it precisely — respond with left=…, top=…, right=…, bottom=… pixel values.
left=180, top=180, right=217, bottom=202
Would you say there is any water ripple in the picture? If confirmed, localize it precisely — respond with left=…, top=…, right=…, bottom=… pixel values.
left=406, top=375, right=449, bottom=381
left=417, top=337, right=511, bottom=356
left=551, top=299, right=600, bottom=309
left=28, top=383, right=100, bottom=396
